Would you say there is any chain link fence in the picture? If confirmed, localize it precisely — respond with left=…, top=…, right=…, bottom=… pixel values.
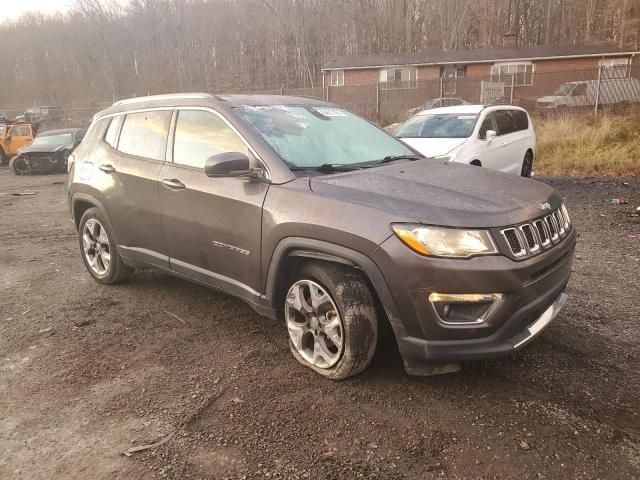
left=1, top=65, right=638, bottom=130
left=323, top=64, right=640, bottom=125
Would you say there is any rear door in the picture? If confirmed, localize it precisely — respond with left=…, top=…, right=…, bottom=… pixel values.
left=101, top=110, right=172, bottom=267
left=158, top=108, right=268, bottom=295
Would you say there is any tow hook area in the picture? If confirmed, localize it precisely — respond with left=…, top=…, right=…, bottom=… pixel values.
left=405, top=362, right=462, bottom=376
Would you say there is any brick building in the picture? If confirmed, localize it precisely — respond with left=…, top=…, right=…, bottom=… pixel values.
left=321, top=44, right=640, bottom=121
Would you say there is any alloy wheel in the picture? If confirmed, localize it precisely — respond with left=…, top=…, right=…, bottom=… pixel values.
left=82, top=218, right=111, bottom=275
left=285, top=279, right=344, bottom=369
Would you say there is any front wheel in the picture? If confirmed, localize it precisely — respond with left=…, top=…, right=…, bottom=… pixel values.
left=284, top=262, right=378, bottom=380
left=521, top=151, right=534, bottom=178
left=9, top=155, right=27, bottom=175
left=78, top=207, right=133, bottom=284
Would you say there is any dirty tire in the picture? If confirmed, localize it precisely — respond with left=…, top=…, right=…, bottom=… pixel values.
left=286, top=261, right=378, bottom=380
left=9, top=156, right=26, bottom=175
left=78, top=207, right=133, bottom=284
left=521, top=150, right=534, bottom=178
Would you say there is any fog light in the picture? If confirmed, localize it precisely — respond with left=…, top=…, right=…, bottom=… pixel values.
left=428, top=293, right=504, bottom=325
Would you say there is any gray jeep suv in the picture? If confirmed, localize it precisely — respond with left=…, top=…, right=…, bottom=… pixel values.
left=68, top=93, right=576, bottom=379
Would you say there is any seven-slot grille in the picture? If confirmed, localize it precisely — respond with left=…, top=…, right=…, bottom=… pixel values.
left=500, top=204, right=572, bottom=258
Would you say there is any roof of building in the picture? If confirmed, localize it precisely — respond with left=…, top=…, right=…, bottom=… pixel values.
left=322, top=45, right=640, bottom=70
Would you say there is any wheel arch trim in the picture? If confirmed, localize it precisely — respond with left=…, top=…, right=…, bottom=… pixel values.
left=71, top=193, right=118, bottom=243
left=264, top=237, right=403, bottom=329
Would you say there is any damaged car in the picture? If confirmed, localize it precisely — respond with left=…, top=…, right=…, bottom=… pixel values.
left=68, top=94, right=575, bottom=380
left=10, top=128, right=85, bottom=175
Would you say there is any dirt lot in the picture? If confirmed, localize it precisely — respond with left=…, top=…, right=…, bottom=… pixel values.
left=0, top=167, right=639, bottom=480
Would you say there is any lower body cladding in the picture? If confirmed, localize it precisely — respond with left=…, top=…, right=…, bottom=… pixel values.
left=371, top=230, right=576, bottom=375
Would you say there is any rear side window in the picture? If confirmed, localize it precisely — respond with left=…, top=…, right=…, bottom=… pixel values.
left=173, top=110, right=250, bottom=169
left=74, top=118, right=109, bottom=159
left=118, top=110, right=172, bottom=161
left=104, top=115, right=124, bottom=148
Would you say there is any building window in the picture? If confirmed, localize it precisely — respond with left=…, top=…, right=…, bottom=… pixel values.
left=442, top=65, right=465, bottom=95
left=491, top=62, right=533, bottom=86
left=330, top=70, right=344, bottom=86
left=599, top=58, right=630, bottom=79
left=379, top=67, right=417, bottom=90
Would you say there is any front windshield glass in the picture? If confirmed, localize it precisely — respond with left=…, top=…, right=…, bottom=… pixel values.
left=31, top=133, right=73, bottom=147
left=238, top=105, right=413, bottom=168
left=395, top=114, right=478, bottom=139
left=553, top=84, right=575, bottom=96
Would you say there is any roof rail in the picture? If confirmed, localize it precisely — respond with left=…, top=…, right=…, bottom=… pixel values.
left=112, top=93, right=213, bottom=107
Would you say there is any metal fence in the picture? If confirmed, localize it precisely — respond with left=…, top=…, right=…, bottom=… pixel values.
left=1, top=64, right=639, bottom=130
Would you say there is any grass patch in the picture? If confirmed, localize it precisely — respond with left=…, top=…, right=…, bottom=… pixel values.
left=535, top=109, right=640, bottom=176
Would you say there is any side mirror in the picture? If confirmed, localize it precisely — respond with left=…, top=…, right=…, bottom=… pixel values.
left=485, top=130, right=497, bottom=141
left=204, top=152, right=252, bottom=178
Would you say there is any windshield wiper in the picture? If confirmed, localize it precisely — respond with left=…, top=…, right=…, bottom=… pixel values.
left=289, top=163, right=364, bottom=173
left=362, top=154, right=422, bottom=168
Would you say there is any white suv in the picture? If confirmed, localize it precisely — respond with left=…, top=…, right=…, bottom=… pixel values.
left=394, top=105, right=536, bottom=177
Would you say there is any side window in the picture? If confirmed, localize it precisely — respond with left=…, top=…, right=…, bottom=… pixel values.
left=512, top=110, right=529, bottom=131
left=118, top=111, right=172, bottom=161
left=11, top=126, right=29, bottom=136
left=573, top=84, right=587, bottom=96
left=104, top=115, right=124, bottom=148
left=478, top=113, right=496, bottom=139
left=494, top=110, right=515, bottom=136
left=173, top=110, right=250, bottom=169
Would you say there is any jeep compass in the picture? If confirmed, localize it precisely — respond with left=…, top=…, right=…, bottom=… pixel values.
left=68, top=93, right=575, bottom=379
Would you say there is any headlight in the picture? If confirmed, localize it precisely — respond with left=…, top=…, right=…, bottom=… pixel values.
left=392, top=224, right=498, bottom=258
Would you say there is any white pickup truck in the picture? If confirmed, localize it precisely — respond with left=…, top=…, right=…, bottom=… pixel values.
left=536, top=78, right=640, bottom=110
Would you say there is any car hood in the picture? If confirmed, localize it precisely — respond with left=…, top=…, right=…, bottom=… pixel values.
left=397, top=137, right=466, bottom=157
left=18, top=143, right=70, bottom=155
left=309, top=159, right=560, bottom=228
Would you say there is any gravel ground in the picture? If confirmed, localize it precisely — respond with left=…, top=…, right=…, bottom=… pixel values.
left=0, top=167, right=639, bottom=479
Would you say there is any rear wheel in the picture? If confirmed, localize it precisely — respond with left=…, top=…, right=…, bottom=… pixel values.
left=9, top=156, right=27, bottom=175
left=521, top=151, right=534, bottom=178
left=78, top=208, right=133, bottom=284
left=284, top=262, right=378, bottom=380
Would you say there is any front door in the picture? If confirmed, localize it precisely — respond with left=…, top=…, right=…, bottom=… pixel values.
left=8, top=125, right=33, bottom=154
left=477, top=112, right=511, bottom=172
left=491, top=110, right=523, bottom=173
left=158, top=108, right=268, bottom=296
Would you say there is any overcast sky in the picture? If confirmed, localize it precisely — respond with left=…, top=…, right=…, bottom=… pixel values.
left=0, top=0, right=75, bottom=21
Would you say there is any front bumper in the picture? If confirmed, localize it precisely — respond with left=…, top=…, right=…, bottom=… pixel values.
left=370, top=229, right=576, bottom=374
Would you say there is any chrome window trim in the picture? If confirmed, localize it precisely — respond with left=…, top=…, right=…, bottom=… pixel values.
left=96, top=106, right=271, bottom=180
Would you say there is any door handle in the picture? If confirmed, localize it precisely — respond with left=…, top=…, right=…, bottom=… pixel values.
left=499, top=141, right=511, bottom=147
left=161, top=178, right=186, bottom=190
left=99, top=164, right=116, bottom=173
